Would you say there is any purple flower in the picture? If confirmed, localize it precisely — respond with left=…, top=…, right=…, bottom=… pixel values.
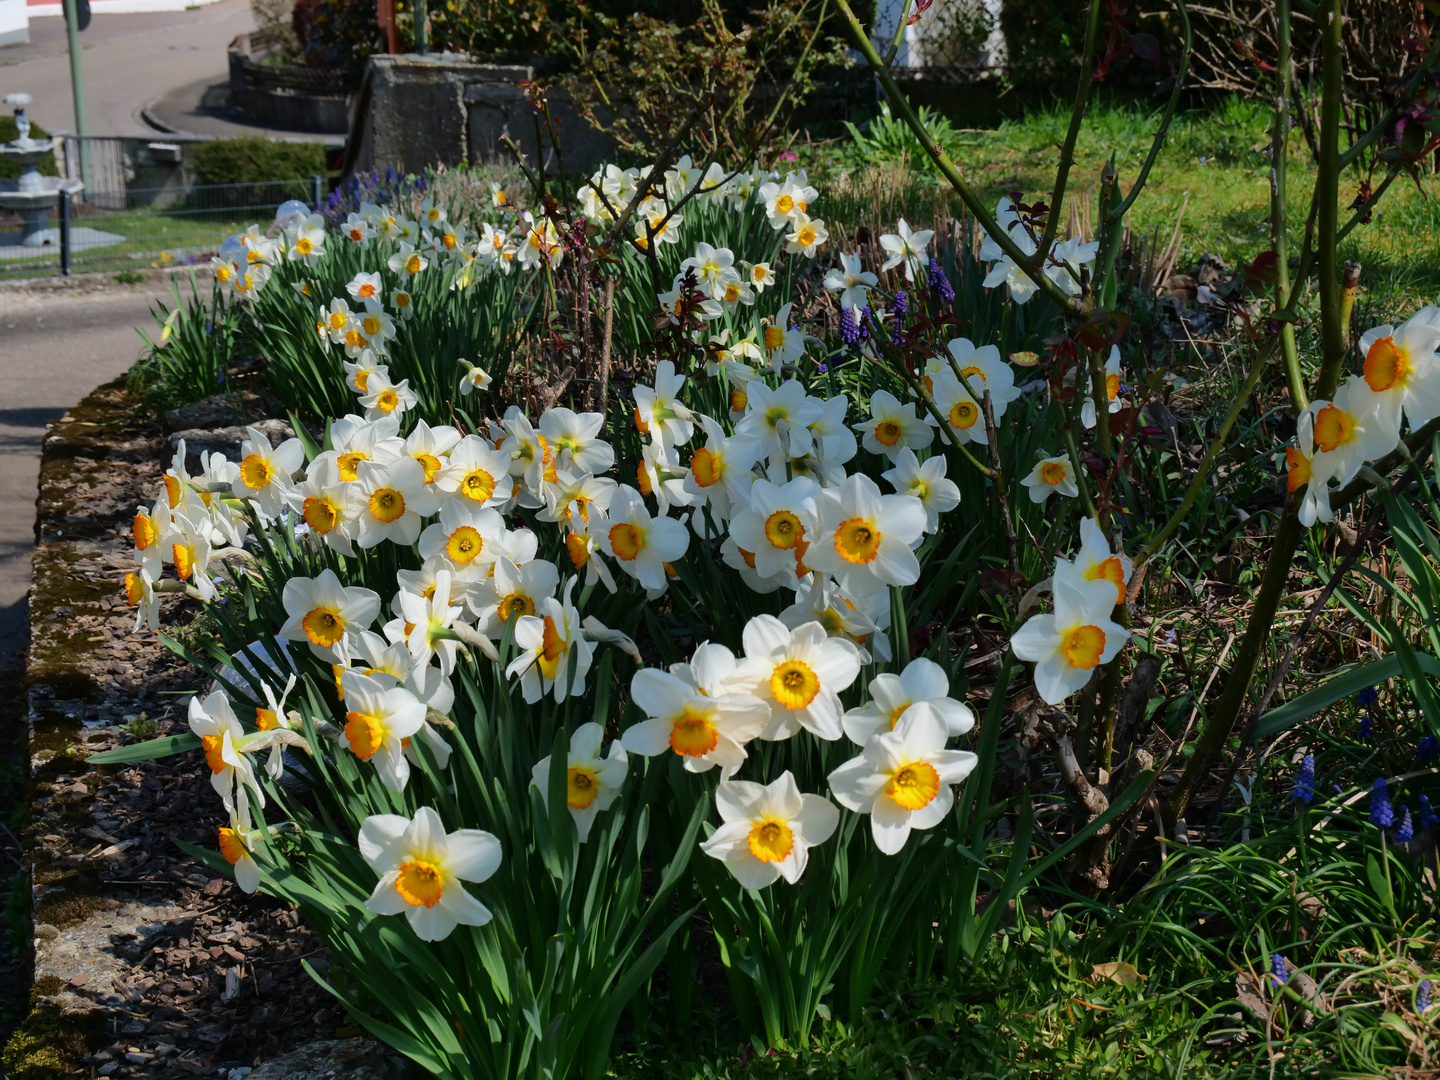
left=1292, top=755, right=1315, bottom=804
left=1419, top=979, right=1433, bottom=1016
left=1371, top=777, right=1394, bottom=828
left=927, top=258, right=955, bottom=303
left=1357, top=685, right=1379, bottom=708
left=1271, top=954, right=1288, bottom=987
left=1396, top=805, right=1415, bottom=843
left=1419, top=795, right=1438, bottom=830
left=857, top=306, right=873, bottom=340
left=1358, top=714, right=1374, bottom=740
left=816, top=363, right=830, bottom=374
left=839, top=307, right=861, bottom=346
left=893, top=291, right=908, bottom=318
left=1419, top=734, right=1440, bottom=762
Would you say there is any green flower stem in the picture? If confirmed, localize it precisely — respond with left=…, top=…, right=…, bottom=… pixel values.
left=1053, top=391, right=1099, bottom=521
left=1134, top=334, right=1277, bottom=568
left=1034, top=0, right=1104, bottom=263
left=1271, top=0, right=1306, bottom=413
left=1168, top=0, right=1350, bottom=824
left=832, top=0, right=1085, bottom=319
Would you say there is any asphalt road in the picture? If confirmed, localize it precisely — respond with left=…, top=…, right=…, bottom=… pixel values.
left=0, top=279, right=166, bottom=663
left=0, top=0, right=255, bottom=136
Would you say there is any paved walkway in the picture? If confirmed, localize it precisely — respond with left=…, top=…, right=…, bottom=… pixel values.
left=0, top=1, right=255, bottom=136
left=0, top=277, right=167, bottom=663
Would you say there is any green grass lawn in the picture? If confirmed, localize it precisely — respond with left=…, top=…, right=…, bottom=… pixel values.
left=805, top=94, right=1440, bottom=324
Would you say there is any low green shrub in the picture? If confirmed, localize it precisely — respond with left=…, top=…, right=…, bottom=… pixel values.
left=187, top=138, right=327, bottom=187
left=0, top=116, right=58, bottom=181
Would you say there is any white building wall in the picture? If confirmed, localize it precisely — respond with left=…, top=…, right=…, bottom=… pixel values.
left=26, top=0, right=222, bottom=16
left=0, top=0, right=29, bottom=47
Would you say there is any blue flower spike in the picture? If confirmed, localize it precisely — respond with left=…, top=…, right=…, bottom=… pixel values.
left=1292, top=755, right=1315, bottom=804
left=1271, top=954, right=1289, bottom=988
left=1396, top=806, right=1415, bottom=844
left=1370, top=777, right=1394, bottom=828
left=1357, top=685, right=1379, bottom=708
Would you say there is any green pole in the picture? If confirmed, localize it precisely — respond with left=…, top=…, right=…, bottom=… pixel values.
left=61, top=0, right=91, bottom=192
left=413, top=0, right=428, bottom=54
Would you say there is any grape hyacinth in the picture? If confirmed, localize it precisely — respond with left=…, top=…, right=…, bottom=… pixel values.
left=1396, top=806, right=1415, bottom=843
left=839, top=307, right=861, bottom=347
left=892, top=290, right=908, bottom=319
left=927, top=258, right=955, bottom=303
left=1370, top=777, right=1394, bottom=828
left=1419, top=979, right=1433, bottom=1016
left=1357, top=685, right=1380, bottom=708
left=1271, top=954, right=1288, bottom=987
left=1419, top=795, right=1439, bottom=830
left=1358, top=714, right=1374, bottom=740
left=1418, top=733, right=1440, bottom=763
left=857, top=305, right=873, bottom=340
left=1292, top=754, right=1315, bottom=803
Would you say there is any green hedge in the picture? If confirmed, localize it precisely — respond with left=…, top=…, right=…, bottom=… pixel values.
left=187, top=138, right=327, bottom=187
left=0, top=116, right=59, bottom=181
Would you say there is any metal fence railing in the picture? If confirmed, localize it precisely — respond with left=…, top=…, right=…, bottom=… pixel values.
left=0, top=178, right=324, bottom=280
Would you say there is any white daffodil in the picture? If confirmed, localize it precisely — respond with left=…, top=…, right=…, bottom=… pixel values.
left=562, top=522, right=618, bottom=594
left=1021, top=455, right=1079, bottom=504
left=683, top=416, right=760, bottom=533
left=807, top=473, right=926, bottom=598
left=633, top=360, right=695, bottom=453
left=784, top=212, right=829, bottom=258
left=500, top=406, right=558, bottom=504
left=622, top=662, right=770, bottom=777
left=700, top=772, right=840, bottom=888
left=1047, top=235, right=1100, bottom=297
left=540, top=468, right=617, bottom=532
left=824, top=252, right=878, bottom=309
left=507, top=579, right=594, bottom=703
left=717, top=276, right=755, bottom=311
left=531, top=723, right=628, bottom=841
left=343, top=351, right=387, bottom=397
left=359, top=371, right=416, bottom=421
left=330, top=413, right=404, bottom=481
left=879, top=217, right=934, bottom=282
left=856, top=389, right=933, bottom=459
left=473, top=555, right=560, bottom=635
left=437, top=434, right=516, bottom=509
left=518, top=211, right=563, bottom=269
left=729, top=475, right=821, bottom=583
left=733, top=615, right=863, bottom=741
left=1010, top=562, right=1130, bottom=705
left=360, top=806, right=501, bottom=941
left=188, top=690, right=264, bottom=809
left=1288, top=412, right=1337, bottom=527
left=132, top=495, right=168, bottom=579
left=387, top=241, right=428, bottom=278
left=779, top=575, right=889, bottom=663
left=418, top=499, right=505, bottom=571
left=1080, top=346, right=1125, bottom=429
left=394, top=569, right=467, bottom=676
left=980, top=214, right=1043, bottom=303
left=735, top=379, right=822, bottom=463
left=354, top=457, right=440, bottom=548
left=842, top=658, right=974, bottom=746
left=828, top=710, right=978, bottom=855
left=390, top=288, right=415, bottom=319
left=217, top=792, right=265, bottom=893
left=635, top=199, right=684, bottom=250
left=234, top=426, right=303, bottom=521
left=279, top=567, right=381, bottom=663
left=341, top=213, right=376, bottom=244
left=760, top=303, right=807, bottom=372
left=320, top=297, right=354, bottom=344
left=458, top=359, right=492, bottom=396
left=540, top=407, right=615, bottom=475
left=599, top=484, right=690, bottom=594
left=403, top=419, right=461, bottom=487
left=747, top=261, right=776, bottom=293
left=758, top=173, right=815, bottom=228
left=124, top=568, right=160, bottom=631
left=1065, top=516, right=1133, bottom=607
left=881, top=447, right=959, bottom=533
left=165, top=508, right=217, bottom=601
left=340, top=670, right=427, bottom=791
left=288, top=216, right=327, bottom=265
left=346, top=271, right=383, bottom=304
left=681, top=242, right=738, bottom=300
left=1359, top=312, right=1440, bottom=429
left=1305, top=374, right=1404, bottom=486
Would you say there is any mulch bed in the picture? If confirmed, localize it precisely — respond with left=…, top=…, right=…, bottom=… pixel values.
left=11, top=379, right=342, bottom=1078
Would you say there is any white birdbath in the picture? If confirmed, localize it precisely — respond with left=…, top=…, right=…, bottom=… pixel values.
left=0, top=93, right=84, bottom=246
